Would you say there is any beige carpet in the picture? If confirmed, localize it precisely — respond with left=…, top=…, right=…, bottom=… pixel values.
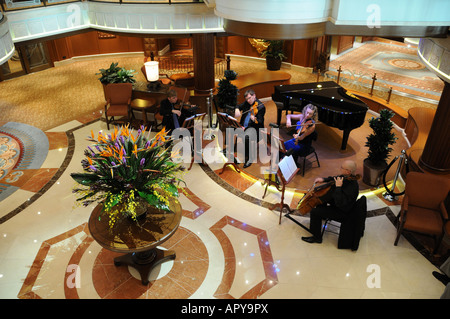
left=0, top=52, right=439, bottom=132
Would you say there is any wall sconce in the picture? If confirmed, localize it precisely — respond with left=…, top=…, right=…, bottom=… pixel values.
left=144, top=61, right=160, bottom=90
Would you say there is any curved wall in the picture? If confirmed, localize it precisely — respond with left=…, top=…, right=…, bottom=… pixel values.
left=5, top=2, right=223, bottom=44
left=0, top=17, right=15, bottom=65
left=417, top=37, right=450, bottom=83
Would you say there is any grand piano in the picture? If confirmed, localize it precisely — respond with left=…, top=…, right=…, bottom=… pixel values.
left=272, top=81, right=369, bottom=150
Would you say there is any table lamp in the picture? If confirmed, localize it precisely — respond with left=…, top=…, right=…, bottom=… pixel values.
left=144, top=61, right=160, bottom=90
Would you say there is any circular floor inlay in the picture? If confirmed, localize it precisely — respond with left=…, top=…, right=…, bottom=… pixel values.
left=92, top=226, right=209, bottom=299
left=388, top=59, right=425, bottom=70
left=0, top=135, right=20, bottom=180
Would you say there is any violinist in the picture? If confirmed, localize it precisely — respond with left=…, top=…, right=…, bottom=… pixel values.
left=159, top=89, right=190, bottom=132
left=301, top=160, right=359, bottom=244
left=234, top=89, right=265, bottom=130
left=234, top=89, right=266, bottom=168
left=283, top=104, right=318, bottom=163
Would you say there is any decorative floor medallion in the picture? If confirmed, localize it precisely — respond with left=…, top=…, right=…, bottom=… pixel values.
left=388, top=58, right=425, bottom=70
left=0, top=122, right=49, bottom=202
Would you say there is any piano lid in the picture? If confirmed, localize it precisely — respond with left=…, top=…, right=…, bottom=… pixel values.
left=274, top=81, right=368, bottom=113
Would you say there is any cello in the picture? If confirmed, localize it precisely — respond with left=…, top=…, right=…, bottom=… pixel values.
left=296, top=174, right=361, bottom=215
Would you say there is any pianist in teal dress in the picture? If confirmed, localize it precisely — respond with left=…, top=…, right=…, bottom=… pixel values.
left=284, top=104, right=318, bottom=161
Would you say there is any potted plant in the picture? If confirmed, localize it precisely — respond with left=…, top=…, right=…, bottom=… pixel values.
left=261, top=40, right=286, bottom=71
left=97, top=62, right=136, bottom=84
left=71, top=125, right=185, bottom=229
left=97, top=62, right=136, bottom=98
left=363, top=109, right=397, bottom=186
left=217, top=70, right=239, bottom=112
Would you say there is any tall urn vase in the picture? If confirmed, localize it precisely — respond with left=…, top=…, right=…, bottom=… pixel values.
left=363, top=159, right=387, bottom=187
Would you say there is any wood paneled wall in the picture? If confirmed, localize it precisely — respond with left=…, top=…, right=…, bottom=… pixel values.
left=48, top=31, right=329, bottom=69
left=223, top=35, right=316, bottom=68
left=48, top=31, right=145, bottom=62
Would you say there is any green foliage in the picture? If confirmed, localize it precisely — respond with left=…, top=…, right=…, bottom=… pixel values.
left=217, top=70, right=239, bottom=108
left=96, top=62, right=136, bottom=84
left=71, top=126, right=185, bottom=216
left=261, top=40, right=286, bottom=60
left=365, top=109, right=397, bottom=166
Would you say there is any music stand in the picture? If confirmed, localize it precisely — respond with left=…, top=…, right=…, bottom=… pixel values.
left=217, top=112, right=242, bottom=174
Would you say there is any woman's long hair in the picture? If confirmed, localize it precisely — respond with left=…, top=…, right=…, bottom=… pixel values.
left=302, top=103, right=318, bottom=122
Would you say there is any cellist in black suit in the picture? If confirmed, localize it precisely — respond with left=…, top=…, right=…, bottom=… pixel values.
left=301, top=160, right=359, bottom=244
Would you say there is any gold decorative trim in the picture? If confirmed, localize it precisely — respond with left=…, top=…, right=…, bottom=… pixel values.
left=248, top=38, right=269, bottom=54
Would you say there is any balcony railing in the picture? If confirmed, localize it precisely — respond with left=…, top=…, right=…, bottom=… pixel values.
left=156, top=54, right=226, bottom=79
left=324, top=68, right=393, bottom=102
left=0, top=0, right=203, bottom=12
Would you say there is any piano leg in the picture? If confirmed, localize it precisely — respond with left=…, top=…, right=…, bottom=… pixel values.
left=341, top=129, right=351, bottom=150
left=276, top=108, right=282, bottom=126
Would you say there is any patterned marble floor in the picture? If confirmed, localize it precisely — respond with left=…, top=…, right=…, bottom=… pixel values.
left=0, top=41, right=447, bottom=302
left=0, top=114, right=447, bottom=301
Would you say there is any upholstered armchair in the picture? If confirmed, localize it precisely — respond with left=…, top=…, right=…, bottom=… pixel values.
left=104, top=83, right=133, bottom=130
left=394, top=171, right=450, bottom=253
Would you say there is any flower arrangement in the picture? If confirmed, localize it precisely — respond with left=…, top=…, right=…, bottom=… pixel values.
left=71, top=125, right=185, bottom=228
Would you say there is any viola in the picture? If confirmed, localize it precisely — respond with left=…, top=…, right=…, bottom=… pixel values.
left=296, top=174, right=361, bottom=215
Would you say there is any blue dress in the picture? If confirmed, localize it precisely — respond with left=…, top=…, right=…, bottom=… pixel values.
left=284, top=119, right=314, bottom=159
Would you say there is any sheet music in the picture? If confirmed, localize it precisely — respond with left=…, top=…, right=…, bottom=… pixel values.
left=184, top=115, right=196, bottom=122
left=278, top=155, right=297, bottom=182
left=217, top=112, right=238, bottom=122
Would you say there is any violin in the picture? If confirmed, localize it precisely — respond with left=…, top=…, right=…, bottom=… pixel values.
left=240, top=101, right=263, bottom=124
left=296, top=174, right=361, bottom=215
left=173, top=101, right=193, bottom=110
left=250, top=101, right=259, bottom=124
left=294, top=119, right=315, bottom=145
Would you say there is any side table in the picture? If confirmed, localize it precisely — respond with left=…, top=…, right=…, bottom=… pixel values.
left=130, top=98, right=157, bottom=127
left=88, top=198, right=182, bottom=285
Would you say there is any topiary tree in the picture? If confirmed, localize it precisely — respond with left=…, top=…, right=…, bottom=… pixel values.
left=365, top=109, right=397, bottom=166
left=217, top=70, right=239, bottom=109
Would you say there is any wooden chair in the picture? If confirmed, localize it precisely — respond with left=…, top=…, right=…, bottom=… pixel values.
left=167, top=72, right=194, bottom=88
left=104, top=83, right=133, bottom=130
left=142, top=57, right=194, bottom=88
left=140, top=66, right=171, bottom=85
left=274, top=132, right=320, bottom=176
left=394, top=172, right=450, bottom=253
left=170, top=86, right=189, bottom=104
left=297, top=131, right=320, bottom=176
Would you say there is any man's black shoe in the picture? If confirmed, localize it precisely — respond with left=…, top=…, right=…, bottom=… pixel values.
left=432, top=271, right=450, bottom=286
left=243, top=162, right=252, bottom=169
left=301, top=236, right=322, bottom=244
